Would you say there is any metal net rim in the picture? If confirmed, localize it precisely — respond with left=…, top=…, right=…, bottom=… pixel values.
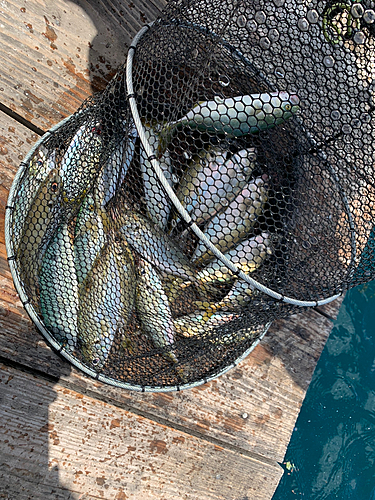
left=126, top=23, right=345, bottom=308
left=5, top=112, right=272, bottom=392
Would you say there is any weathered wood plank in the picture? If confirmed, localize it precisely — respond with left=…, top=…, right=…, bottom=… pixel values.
left=0, top=282, right=341, bottom=463
left=0, top=0, right=166, bottom=131
left=0, top=111, right=343, bottom=464
left=0, top=363, right=283, bottom=500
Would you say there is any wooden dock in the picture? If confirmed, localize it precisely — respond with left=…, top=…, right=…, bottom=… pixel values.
left=0, top=1, right=344, bottom=498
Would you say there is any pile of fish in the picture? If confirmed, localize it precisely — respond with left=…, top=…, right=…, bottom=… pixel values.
left=12, top=90, right=300, bottom=372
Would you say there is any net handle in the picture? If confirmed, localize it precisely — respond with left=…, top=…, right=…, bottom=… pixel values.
left=126, top=24, right=343, bottom=308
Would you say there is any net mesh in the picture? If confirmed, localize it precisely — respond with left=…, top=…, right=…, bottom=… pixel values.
left=6, top=0, right=375, bottom=389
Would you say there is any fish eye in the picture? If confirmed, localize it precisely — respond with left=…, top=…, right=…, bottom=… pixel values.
left=284, top=104, right=291, bottom=111
left=92, top=358, right=100, bottom=366
left=50, top=181, right=59, bottom=193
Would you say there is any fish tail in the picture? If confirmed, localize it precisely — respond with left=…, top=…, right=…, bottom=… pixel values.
left=175, top=365, right=188, bottom=384
left=165, top=350, right=179, bottom=364
left=121, top=332, right=136, bottom=354
left=158, top=124, right=176, bottom=156
left=194, top=300, right=219, bottom=315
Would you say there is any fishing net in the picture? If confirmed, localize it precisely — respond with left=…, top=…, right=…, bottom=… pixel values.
left=5, top=0, right=375, bottom=390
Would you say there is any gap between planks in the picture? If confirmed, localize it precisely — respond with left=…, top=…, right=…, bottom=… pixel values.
left=0, top=354, right=281, bottom=472
left=0, top=102, right=45, bottom=137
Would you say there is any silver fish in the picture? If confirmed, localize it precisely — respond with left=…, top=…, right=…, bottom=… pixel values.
left=39, top=222, right=78, bottom=351
left=136, top=258, right=178, bottom=363
left=174, top=309, right=252, bottom=345
left=205, top=312, right=260, bottom=345
left=174, top=147, right=256, bottom=226
left=159, top=92, right=300, bottom=151
left=17, top=169, right=64, bottom=300
left=74, top=188, right=111, bottom=284
left=60, top=119, right=102, bottom=205
left=140, top=124, right=173, bottom=229
left=77, top=235, right=136, bottom=370
left=174, top=310, right=213, bottom=338
left=192, top=176, right=268, bottom=263
left=117, top=210, right=195, bottom=281
left=12, top=148, right=56, bottom=253
left=196, top=232, right=272, bottom=284
left=194, top=279, right=255, bottom=314
left=217, top=280, right=255, bottom=311
left=98, top=124, right=137, bottom=207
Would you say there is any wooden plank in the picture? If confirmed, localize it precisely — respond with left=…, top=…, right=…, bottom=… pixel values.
left=0, top=290, right=342, bottom=463
left=0, top=112, right=343, bottom=466
left=0, top=363, right=283, bottom=500
left=0, top=0, right=166, bottom=131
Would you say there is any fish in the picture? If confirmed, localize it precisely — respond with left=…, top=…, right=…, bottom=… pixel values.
left=174, top=309, right=255, bottom=345
left=60, top=119, right=103, bottom=206
left=159, top=92, right=300, bottom=152
left=12, top=148, right=56, bottom=253
left=194, top=276, right=257, bottom=314
left=173, top=147, right=257, bottom=226
left=140, top=124, right=174, bottom=229
left=174, top=310, right=214, bottom=337
left=73, top=188, right=112, bottom=284
left=205, top=312, right=261, bottom=345
left=196, top=232, right=272, bottom=284
left=192, top=176, right=268, bottom=264
left=136, top=258, right=178, bottom=363
left=219, top=279, right=256, bottom=310
left=117, top=210, right=196, bottom=281
left=39, top=222, right=78, bottom=351
left=98, top=123, right=137, bottom=207
left=77, top=234, right=136, bottom=371
left=17, top=168, right=64, bottom=300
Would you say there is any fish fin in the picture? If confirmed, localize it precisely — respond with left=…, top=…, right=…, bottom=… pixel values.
left=194, top=300, right=220, bottom=314
left=158, top=124, right=177, bottom=156
left=175, top=366, right=188, bottom=384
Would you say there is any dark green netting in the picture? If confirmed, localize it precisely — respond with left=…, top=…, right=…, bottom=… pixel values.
left=5, top=0, right=375, bottom=390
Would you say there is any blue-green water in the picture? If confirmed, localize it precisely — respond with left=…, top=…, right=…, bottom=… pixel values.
left=272, top=282, right=375, bottom=500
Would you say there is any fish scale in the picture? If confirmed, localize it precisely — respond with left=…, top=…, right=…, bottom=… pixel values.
left=174, top=147, right=257, bottom=227
left=39, top=222, right=78, bottom=352
left=192, top=176, right=268, bottom=264
left=136, top=258, right=178, bottom=364
left=17, top=168, right=64, bottom=301
left=77, top=234, right=136, bottom=371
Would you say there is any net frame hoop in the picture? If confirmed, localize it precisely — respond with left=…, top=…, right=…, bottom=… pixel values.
left=5, top=112, right=272, bottom=392
left=126, top=24, right=344, bottom=307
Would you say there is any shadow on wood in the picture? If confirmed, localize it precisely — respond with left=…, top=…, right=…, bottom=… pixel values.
left=61, top=0, right=166, bottom=93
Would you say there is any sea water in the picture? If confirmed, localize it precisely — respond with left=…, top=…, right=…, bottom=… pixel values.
left=272, top=282, right=375, bottom=500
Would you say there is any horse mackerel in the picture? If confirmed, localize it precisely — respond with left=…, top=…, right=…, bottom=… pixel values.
left=39, top=222, right=79, bottom=351
left=159, top=91, right=300, bottom=153
left=136, top=258, right=178, bottom=364
left=117, top=210, right=195, bottom=281
left=173, top=147, right=256, bottom=227
left=77, top=235, right=136, bottom=370
left=192, top=176, right=268, bottom=263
